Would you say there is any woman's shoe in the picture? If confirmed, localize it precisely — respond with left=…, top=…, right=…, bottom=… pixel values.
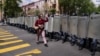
left=44, top=44, right=48, bottom=47
left=36, top=41, right=40, bottom=44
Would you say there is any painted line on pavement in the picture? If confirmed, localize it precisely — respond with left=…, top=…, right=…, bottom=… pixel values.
left=0, top=43, right=30, bottom=54
left=0, top=40, right=23, bottom=46
left=0, top=35, right=14, bottom=37
left=0, top=37, right=18, bottom=40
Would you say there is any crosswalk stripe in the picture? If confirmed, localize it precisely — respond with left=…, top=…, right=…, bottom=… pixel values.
left=0, top=28, right=31, bottom=55
left=0, top=31, right=10, bottom=33
left=0, top=29, right=5, bottom=31
left=15, top=49, right=42, bottom=56
left=16, top=51, right=34, bottom=56
left=0, top=29, right=6, bottom=30
left=0, top=33, right=13, bottom=35
left=0, top=36, right=18, bottom=39
left=0, top=34, right=14, bottom=36
left=0, top=33, right=9, bottom=34
left=0, top=37, right=18, bottom=40
left=0, top=30, right=8, bottom=31
left=16, top=54, right=32, bottom=56
left=0, top=33, right=12, bottom=35
left=0, top=31, right=9, bottom=32
left=0, top=43, right=30, bottom=54
left=0, top=30, right=8, bottom=32
left=0, top=40, right=23, bottom=46
left=0, top=32, right=10, bottom=34
left=0, top=31, right=8, bottom=32
left=0, top=35, right=14, bottom=37
left=0, top=34, right=13, bottom=36
left=0, top=28, right=5, bottom=30
left=16, top=51, right=33, bottom=56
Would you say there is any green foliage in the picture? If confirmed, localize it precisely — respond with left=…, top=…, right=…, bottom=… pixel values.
left=94, top=6, right=100, bottom=14
left=0, top=1, right=3, bottom=11
left=0, top=1, right=2, bottom=10
left=34, top=9, right=40, bottom=16
left=59, top=0, right=96, bottom=15
left=97, top=6, right=100, bottom=12
left=49, top=8, right=56, bottom=15
left=3, top=0, right=22, bottom=17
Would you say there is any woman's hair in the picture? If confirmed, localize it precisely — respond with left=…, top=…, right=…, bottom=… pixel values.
left=38, top=15, right=41, bottom=18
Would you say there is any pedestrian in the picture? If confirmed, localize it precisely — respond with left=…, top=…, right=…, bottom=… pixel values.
left=34, top=15, right=48, bottom=47
left=1, top=18, right=5, bottom=25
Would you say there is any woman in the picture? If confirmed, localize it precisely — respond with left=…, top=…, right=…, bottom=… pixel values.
left=34, top=15, right=48, bottom=47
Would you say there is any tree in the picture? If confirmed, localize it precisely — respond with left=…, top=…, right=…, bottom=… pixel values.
left=34, top=9, right=40, bottom=16
left=3, top=0, right=22, bottom=17
left=95, top=6, right=100, bottom=14
left=0, top=1, right=2, bottom=11
left=97, top=5, right=100, bottom=12
left=49, top=8, right=56, bottom=15
left=59, top=0, right=71, bottom=14
left=27, top=9, right=34, bottom=16
left=59, top=0, right=96, bottom=15
left=77, top=0, right=96, bottom=15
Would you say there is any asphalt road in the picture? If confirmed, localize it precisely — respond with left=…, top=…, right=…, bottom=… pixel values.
left=0, top=25, right=100, bottom=56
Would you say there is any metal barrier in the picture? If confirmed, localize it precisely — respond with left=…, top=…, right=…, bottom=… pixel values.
left=6, top=18, right=10, bottom=24
left=47, top=16, right=61, bottom=32
left=88, top=14, right=100, bottom=39
left=20, top=17, right=25, bottom=28
left=19, top=17, right=24, bottom=26
left=10, top=18, right=15, bottom=26
left=26, top=17, right=35, bottom=32
left=78, top=16, right=89, bottom=38
left=17, top=17, right=22, bottom=27
left=47, top=16, right=61, bottom=40
left=47, top=17, right=53, bottom=32
left=45, top=18, right=49, bottom=31
left=52, top=16, right=61, bottom=32
left=29, top=17, right=34, bottom=28
left=61, top=16, right=69, bottom=33
left=69, top=16, right=78, bottom=36
left=33, top=17, right=38, bottom=26
left=60, top=16, right=70, bottom=43
left=14, top=17, right=17, bottom=26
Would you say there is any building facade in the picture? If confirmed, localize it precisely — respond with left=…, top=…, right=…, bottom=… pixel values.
left=22, top=2, right=35, bottom=16
left=22, top=0, right=46, bottom=16
left=21, top=0, right=60, bottom=16
left=0, top=0, right=5, bottom=21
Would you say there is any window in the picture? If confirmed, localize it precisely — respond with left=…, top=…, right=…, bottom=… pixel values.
left=28, top=8, right=31, bottom=11
left=52, top=4, right=56, bottom=8
left=54, top=0, right=56, bottom=4
left=36, top=6, right=38, bottom=9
